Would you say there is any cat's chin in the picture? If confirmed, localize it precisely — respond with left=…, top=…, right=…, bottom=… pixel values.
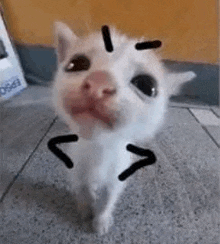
left=71, top=112, right=118, bottom=139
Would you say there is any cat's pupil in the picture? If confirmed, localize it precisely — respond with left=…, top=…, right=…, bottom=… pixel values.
left=65, top=55, right=90, bottom=72
left=131, top=74, right=157, bottom=97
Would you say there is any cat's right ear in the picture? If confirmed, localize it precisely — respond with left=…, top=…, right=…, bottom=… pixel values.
left=165, top=71, right=196, bottom=96
left=54, top=22, right=78, bottom=63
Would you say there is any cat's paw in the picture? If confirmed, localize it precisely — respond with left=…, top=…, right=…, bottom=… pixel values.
left=92, top=214, right=114, bottom=235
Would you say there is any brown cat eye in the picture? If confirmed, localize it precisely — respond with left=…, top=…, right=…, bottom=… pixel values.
left=65, top=55, right=90, bottom=72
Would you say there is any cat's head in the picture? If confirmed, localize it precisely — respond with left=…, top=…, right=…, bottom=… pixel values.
left=53, top=22, right=196, bottom=141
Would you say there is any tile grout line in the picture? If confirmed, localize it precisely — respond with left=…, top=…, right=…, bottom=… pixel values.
left=187, top=108, right=201, bottom=124
left=201, top=125, right=220, bottom=149
left=187, top=108, right=220, bottom=149
left=0, top=116, right=58, bottom=203
left=169, top=104, right=211, bottom=109
left=210, top=108, right=220, bottom=118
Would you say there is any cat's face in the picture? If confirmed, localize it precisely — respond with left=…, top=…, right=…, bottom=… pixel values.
left=53, top=22, right=195, bottom=140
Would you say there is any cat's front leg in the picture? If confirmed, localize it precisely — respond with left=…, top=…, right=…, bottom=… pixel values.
left=75, top=184, right=97, bottom=221
left=92, top=181, right=126, bottom=235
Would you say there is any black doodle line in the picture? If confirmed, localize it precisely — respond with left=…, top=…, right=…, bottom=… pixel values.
left=101, top=25, right=162, bottom=52
left=47, top=134, right=78, bottom=169
left=135, top=40, right=162, bottom=50
left=118, top=144, right=156, bottom=181
left=101, top=25, right=113, bottom=52
left=47, top=135, right=156, bottom=181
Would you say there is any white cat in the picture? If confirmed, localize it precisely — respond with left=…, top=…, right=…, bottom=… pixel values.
left=52, top=22, right=196, bottom=235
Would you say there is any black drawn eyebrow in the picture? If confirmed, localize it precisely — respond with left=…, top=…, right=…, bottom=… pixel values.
left=135, top=40, right=162, bottom=50
left=101, top=26, right=161, bottom=52
left=101, top=25, right=114, bottom=52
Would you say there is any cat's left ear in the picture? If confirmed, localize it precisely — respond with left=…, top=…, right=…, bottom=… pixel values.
left=53, top=21, right=78, bottom=63
left=165, top=71, right=196, bottom=95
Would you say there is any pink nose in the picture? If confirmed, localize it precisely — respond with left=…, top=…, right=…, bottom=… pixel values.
left=82, top=71, right=116, bottom=99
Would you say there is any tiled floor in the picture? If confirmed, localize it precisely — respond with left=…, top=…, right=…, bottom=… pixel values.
left=0, top=86, right=219, bottom=244
left=189, top=108, right=220, bottom=126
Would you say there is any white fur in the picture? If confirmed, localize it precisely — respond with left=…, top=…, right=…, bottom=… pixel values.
left=52, top=22, right=196, bottom=235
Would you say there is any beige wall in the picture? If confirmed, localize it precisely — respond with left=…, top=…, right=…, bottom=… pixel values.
left=1, top=0, right=218, bottom=64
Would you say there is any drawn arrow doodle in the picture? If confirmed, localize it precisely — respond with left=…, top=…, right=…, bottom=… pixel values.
left=48, top=134, right=78, bottom=169
left=48, top=134, right=156, bottom=181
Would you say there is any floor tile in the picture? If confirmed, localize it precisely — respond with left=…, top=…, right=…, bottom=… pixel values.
left=189, top=108, right=220, bottom=126
left=205, top=125, right=220, bottom=147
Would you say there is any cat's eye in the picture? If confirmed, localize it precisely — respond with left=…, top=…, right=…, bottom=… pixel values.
left=130, top=74, right=157, bottom=97
left=65, top=55, right=90, bottom=72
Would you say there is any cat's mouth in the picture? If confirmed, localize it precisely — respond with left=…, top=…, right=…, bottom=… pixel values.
left=75, top=108, right=116, bottom=127
left=62, top=91, right=121, bottom=130
left=65, top=101, right=118, bottom=128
